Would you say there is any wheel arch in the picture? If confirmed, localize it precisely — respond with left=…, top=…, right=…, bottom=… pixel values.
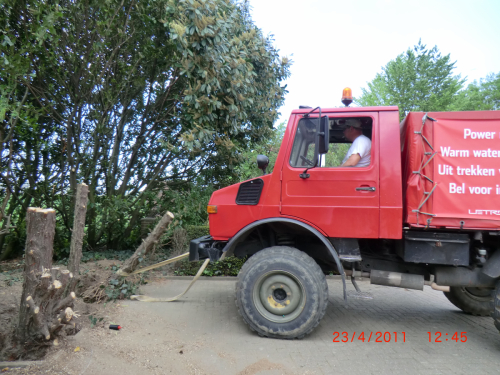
left=223, top=217, right=347, bottom=300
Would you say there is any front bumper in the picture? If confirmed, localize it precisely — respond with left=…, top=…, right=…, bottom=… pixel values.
left=189, top=235, right=223, bottom=262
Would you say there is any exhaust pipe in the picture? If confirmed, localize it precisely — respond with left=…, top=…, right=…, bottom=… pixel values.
left=425, top=282, right=450, bottom=292
left=346, top=269, right=451, bottom=292
left=370, top=270, right=425, bottom=290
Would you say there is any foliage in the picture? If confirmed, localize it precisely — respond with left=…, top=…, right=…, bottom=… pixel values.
left=57, top=250, right=134, bottom=266
left=167, top=224, right=209, bottom=255
left=2, top=269, right=22, bottom=286
left=356, top=40, right=465, bottom=120
left=0, top=0, right=290, bottom=258
left=233, top=122, right=286, bottom=181
left=448, top=72, right=500, bottom=111
left=105, top=276, right=144, bottom=301
left=171, top=227, right=188, bottom=255
left=185, top=225, right=210, bottom=240
left=174, top=256, right=246, bottom=276
left=323, top=143, right=350, bottom=167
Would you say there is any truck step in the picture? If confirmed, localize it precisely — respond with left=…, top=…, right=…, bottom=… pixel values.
left=348, top=274, right=373, bottom=299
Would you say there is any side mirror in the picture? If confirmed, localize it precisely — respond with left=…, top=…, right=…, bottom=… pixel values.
left=318, top=115, right=329, bottom=154
left=257, top=155, right=269, bottom=175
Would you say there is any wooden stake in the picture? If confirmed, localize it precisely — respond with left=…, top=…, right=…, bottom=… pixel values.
left=67, top=183, right=89, bottom=288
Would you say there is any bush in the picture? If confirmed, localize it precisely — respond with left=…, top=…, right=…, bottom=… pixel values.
left=174, top=256, right=246, bottom=277
left=185, top=225, right=210, bottom=241
left=171, top=228, right=188, bottom=256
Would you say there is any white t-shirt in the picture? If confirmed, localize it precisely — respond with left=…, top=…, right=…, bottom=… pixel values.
left=342, top=134, right=371, bottom=167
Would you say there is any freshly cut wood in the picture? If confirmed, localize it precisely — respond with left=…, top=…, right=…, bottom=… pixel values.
left=17, top=208, right=56, bottom=343
left=15, top=207, right=80, bottom=353
left=118, top=211, right=174, bottom=275
left=67, top=183, right=89, bottom=292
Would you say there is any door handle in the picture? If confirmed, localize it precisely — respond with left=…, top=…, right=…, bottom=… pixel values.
left=356, top=187, right=376, bottom=192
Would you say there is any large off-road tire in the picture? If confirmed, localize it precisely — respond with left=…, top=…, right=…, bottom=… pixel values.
left=235, top=246, right=328, bottom=339
left=491, top=281, right=500, bottom=332
left=444, top=286, right=493, bottom=316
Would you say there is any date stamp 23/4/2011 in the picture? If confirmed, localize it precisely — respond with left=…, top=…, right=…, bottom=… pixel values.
left=333, top=332, right=468, bottom=343
left=333, top=332, right=405, bottom=343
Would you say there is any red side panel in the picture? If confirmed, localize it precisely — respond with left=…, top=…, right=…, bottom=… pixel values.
left=208, top=112, right=295, bottom=240
left=402, top=111, right=500, bottom=230
left=379, top=111, right=403, bottom=239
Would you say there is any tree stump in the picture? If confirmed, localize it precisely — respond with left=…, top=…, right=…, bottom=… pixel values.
left=117, top=211, right=174, bottom=275
left=67, top=183, right=89, bottom=293
left=16, top=208, right=79, bottom=351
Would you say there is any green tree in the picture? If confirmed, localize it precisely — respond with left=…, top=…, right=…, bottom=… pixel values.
left=0, top=0, right=291, bottom=257
left=234, top=122, right=286, bottom=181
left=356, top=40, right=465, bottom=120
left=448, top=72, right=500, bottom=111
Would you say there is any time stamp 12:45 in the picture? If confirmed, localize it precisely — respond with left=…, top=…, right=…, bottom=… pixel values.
left=332, top=332, right=467, bottom=343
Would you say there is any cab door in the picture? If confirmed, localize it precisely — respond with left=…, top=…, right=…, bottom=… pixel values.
left=280, top=112, right=380, bottom=238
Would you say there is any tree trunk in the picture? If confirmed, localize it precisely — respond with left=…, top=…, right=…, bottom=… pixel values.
left=15, top=208, right=79, bottom=352
left=67, top=183, right=89, bottom=293
left=117, top=211, right=174, bottom=275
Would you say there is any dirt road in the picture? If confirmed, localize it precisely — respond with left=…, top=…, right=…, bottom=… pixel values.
left=4, top=277, right=500, bottom=375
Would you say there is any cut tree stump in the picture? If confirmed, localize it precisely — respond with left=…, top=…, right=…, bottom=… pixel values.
left=117, top=211, right=174, bottom=275
left=15, top=208, right=80, bottom=352
left=67, top=183, right=89, bottom=294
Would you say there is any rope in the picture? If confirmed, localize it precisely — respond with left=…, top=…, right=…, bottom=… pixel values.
left=117, top=251, right=226, bottom=302
left=130, top=258, right=210, bottom=302
left=117, top=252, right=190, bottom=276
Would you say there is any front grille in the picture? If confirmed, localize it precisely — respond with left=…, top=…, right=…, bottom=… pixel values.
left=235, top=178, right=264, bottom=205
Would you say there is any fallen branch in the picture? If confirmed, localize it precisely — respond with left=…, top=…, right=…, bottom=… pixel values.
left=117, top=211, right=174, bottom=275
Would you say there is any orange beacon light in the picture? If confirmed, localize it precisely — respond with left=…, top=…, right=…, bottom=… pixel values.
left=341, top=87, right=353, bottom=107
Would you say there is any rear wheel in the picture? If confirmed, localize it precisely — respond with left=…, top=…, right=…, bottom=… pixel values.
left=444, top=286, right=493, bottom=316
left=235, top=246, right=328, bottom=339
left=491, top=281, right=500, bottom=332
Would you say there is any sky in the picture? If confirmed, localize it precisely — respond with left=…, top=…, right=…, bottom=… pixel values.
left=248, top=0, right=500, bottom=124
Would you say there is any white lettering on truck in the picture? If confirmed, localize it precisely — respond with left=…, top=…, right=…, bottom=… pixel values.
left=469, top=209, right=500, bottom=215
left=440, top=146, right=469, bottom=157
left=464, top=129, right=496, bottom=139
left=468, top=186, right=493, bottom=194
left=456, top=165, right=495, bottom=176
left=449, top=183, right=465, bottom=194
left=472, top=149, right=500, bottom=157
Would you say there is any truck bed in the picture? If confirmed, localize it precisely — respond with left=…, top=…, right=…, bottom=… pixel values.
left=401, top=111, right=500, bottom=230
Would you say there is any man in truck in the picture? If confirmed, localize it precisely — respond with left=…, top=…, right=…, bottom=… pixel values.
left=340, top=119, right=371, bottom=167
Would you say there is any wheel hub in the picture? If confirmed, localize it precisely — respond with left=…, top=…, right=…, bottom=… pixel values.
left=273, top=288, right=287, bottom=301
left=253, top=271, right=306, bottom=323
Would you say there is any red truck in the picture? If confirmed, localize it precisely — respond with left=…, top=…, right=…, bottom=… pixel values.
left=190, top=100, right=500, bottom=339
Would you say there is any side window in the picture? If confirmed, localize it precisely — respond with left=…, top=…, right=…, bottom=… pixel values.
left=321, top=144, right=351, bottom=167
left=289, top=117, right=373, bottom=168
left=289, top=118, right=317, bottom=168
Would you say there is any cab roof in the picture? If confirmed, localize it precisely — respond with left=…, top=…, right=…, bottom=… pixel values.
left=291, top=106, right=399, bottom=115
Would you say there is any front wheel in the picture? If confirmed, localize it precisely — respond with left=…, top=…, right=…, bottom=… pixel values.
left=235, top=246, right=328, bottom=339
left=444, top=286, right=493, bottom=316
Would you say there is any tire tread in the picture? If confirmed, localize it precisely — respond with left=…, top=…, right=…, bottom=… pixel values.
left=491, top=281, right=500, bottom=332
left=443, top=286, right=492, bottom=316
left=235, top=246, right=328, bottom=339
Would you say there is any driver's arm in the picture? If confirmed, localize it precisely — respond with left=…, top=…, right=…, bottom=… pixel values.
left=341, top=153, right=361, bottom=167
